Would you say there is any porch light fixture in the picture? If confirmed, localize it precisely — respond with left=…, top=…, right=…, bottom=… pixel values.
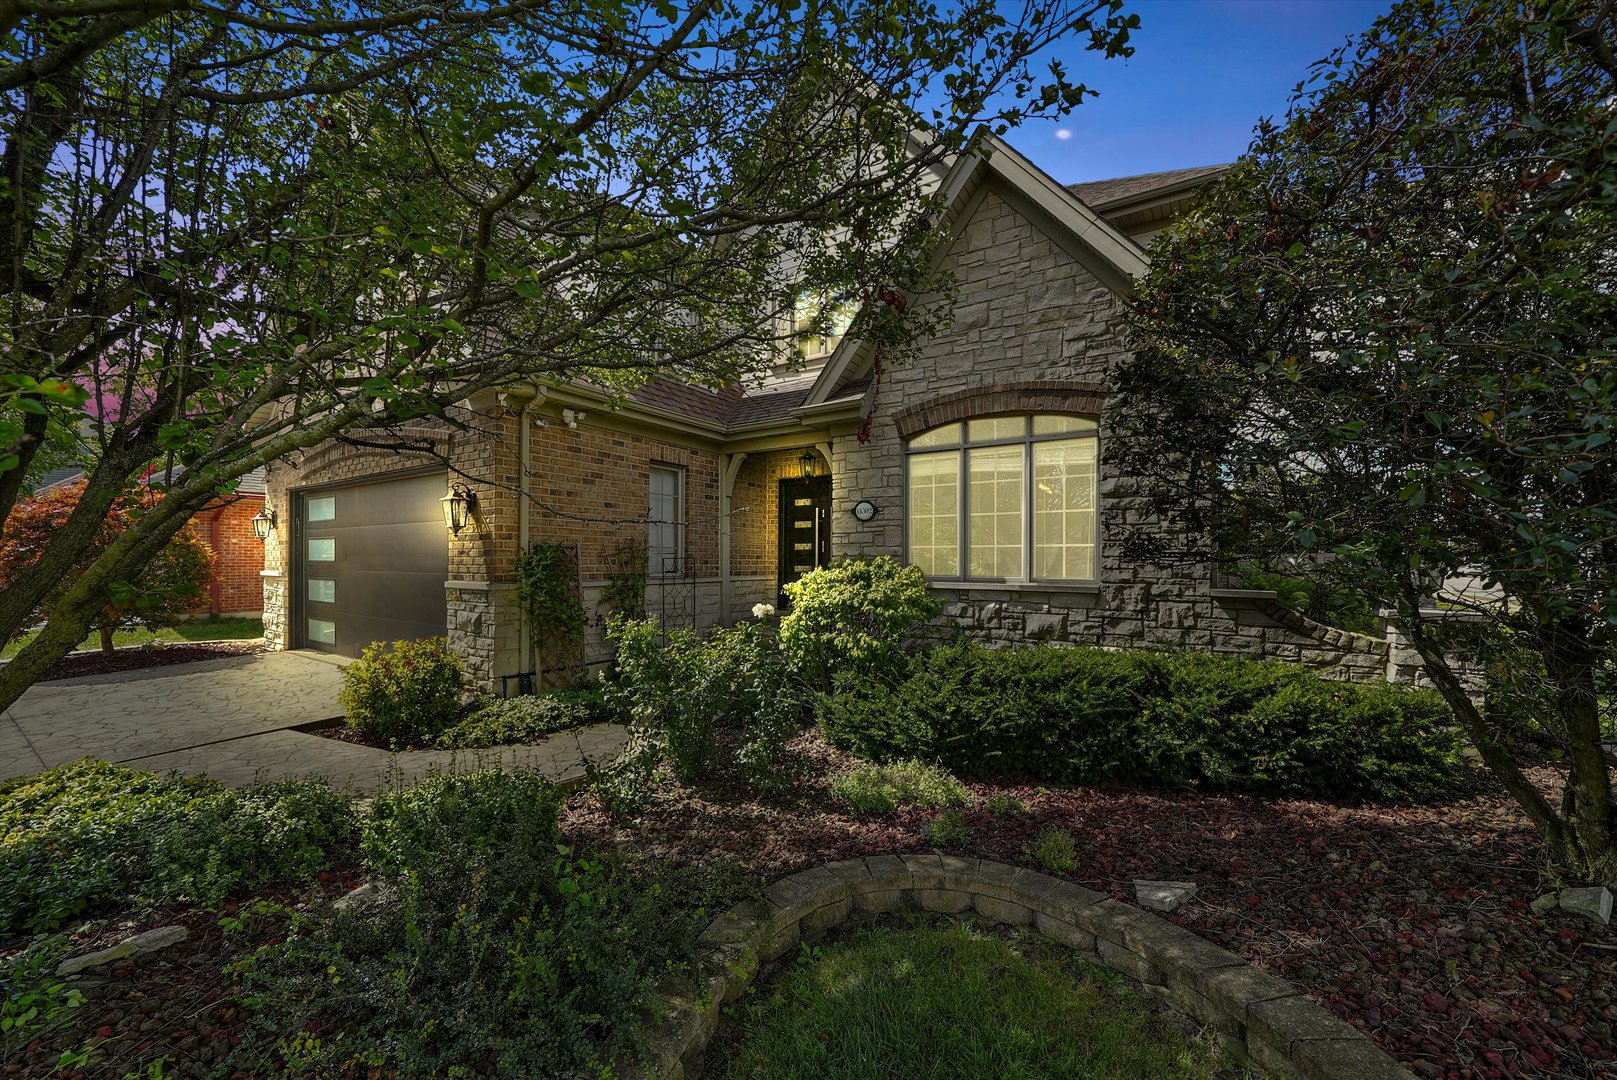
left=798, top=448, right=823, bottom=478
left=250, top=506, right=277, bottom=541
left=441, top=482, right=478, bottom=536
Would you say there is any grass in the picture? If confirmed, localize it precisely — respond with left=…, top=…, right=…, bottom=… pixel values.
left=710, top=919, right=1246, bottom=1080
left=827, top=760, right=974, bottom=815
left=1, top=617, right=262, bottom=659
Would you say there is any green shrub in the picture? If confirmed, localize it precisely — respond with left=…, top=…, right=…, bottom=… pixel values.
left=819, top=642, right=1463, bottom=802
left=1234, top=562, right=1380, bottom=636
left=338, top=636, right=464, bottom=743
left=434, top=686, right=615, bottom=750
left=780, top=556, right=939, bottom=688
left=1027, top=826, right=1077, bottom=873
left=828, top=760, right=974, bottom=815
left=240, top=770, right=700, bottom=1079
left=983, top=791, right=1029, bottom=816
left=924, top=809, right=970, bottom=848
left=608, top=617, right=805, bottom=788
left=0, top=762, right=352, bottom=935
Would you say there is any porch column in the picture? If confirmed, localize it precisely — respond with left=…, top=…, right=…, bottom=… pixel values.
left=718, top=451, right=748, bottom=626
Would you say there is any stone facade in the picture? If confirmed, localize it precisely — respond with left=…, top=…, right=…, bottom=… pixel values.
left=829, top=182, right=1402, bottom=683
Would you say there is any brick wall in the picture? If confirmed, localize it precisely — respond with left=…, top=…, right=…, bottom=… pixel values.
left=729, top=448, right=804, bottom=580
left=185, top=497, right=266, bottom=617
left=829, top=182, right=1401, bottom=683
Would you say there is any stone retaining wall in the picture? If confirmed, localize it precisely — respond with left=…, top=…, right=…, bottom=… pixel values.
left=632, top=856, right=1413, bottom=1080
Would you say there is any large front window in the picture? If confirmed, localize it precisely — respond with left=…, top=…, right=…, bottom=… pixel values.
left=905, top=415, right=1098, bottom=582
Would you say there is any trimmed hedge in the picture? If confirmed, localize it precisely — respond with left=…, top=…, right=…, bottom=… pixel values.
left=818, top=643, right=1464, bottom=802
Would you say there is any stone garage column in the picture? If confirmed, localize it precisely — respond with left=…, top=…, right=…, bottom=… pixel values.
left=446, top=581, right=521, bottom=695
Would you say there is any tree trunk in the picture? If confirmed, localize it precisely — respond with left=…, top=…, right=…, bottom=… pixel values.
left=1543, top=625, right=1617, bottom=885
left=98, top=624, right=115, bottom=654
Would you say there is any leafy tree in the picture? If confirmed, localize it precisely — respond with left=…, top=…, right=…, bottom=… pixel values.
left=1110, top=0, right=1617, bottom=882
left=0, top=0, right=1140, bottom=712
left=0, top=481, right=216, bottom=654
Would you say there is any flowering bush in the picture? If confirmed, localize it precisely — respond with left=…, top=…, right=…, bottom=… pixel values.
left=780, top=556, right=939, bottom=688
left=338, top=637, right=464, bottom=743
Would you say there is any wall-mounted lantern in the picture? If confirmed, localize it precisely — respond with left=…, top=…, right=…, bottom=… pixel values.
left=798, top=448, right=823, bottom=479
left=441, top=482, right=478, bottom=536
left=251, top=506, right=277, bottom=541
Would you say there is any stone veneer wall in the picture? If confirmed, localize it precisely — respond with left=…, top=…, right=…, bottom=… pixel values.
left=826, top=181, right=1409, bottom=685
left=632, top=856, right=1414, bottom=1080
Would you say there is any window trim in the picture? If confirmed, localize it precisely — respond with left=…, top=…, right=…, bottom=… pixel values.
left=647, top=463, right=686, bottom=578
left=903, top=414, right=1100, bottom=586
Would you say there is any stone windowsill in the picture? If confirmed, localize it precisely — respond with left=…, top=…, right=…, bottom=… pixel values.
left=1207, top=587, right=1280, bottom=601
left=935, top=580, right=1102, bottom=596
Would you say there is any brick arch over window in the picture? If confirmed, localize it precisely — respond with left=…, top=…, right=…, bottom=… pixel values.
left=891, top=381, right=1107, bottom=440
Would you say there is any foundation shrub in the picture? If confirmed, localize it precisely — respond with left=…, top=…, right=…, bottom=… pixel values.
left=338, top=636, right=464, bottom=743
left=779, top=557, right=939, bottom=689
left=819, top=642, right=1463, bottom=802
left=240, top=771, right=699, bottom=1078
left=607, top=617, right=805, bottom=789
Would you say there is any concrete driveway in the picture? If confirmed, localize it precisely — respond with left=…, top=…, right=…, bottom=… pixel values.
left=0, top=650, right=627, bottom=793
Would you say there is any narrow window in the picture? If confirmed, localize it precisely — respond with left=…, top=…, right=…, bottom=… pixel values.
left=648, top=465, right=684, bottom=576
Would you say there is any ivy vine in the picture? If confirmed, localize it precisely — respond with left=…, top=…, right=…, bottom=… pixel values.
left=515, top=541, right=585, bottom=643
left=600, top=541, right=649, bottom=619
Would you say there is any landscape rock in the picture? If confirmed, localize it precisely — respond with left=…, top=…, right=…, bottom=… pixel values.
left=334, top=881, right=384, bottom=912
left=56, top=925, right=188, bottom=977
left=1530, top=893, right=1560, bottom=916
left=1133, top=879, right=1198, bottom=913
left=1559, top=886, right=1612, bottom=926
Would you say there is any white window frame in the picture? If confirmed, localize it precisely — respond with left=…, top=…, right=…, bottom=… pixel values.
left=648, top=464, right=685, bottom=577
left=903, top=415, right=1100, bottom=585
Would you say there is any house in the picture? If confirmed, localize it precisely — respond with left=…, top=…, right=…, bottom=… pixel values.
left=36, top=466, right=267, bottom=620
left=258, top=140, right=1402, bottom=691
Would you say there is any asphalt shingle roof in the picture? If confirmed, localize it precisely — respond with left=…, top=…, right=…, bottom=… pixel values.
left=1066, top=164, right=1230, bottom=211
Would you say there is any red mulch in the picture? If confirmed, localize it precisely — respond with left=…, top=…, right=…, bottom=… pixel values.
left=2, top=865, right=364, bottom=1080
left=24, top=642, right=265, bottom=683
left=306, top=725, right=438, bottom=752
left=561, top=734, right=1617, bottom=1080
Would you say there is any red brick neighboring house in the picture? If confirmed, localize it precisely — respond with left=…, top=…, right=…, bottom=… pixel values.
left=35, top=466, right=266, bottom=619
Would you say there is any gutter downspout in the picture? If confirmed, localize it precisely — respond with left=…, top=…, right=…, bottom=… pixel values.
left=500, top=384, right=546, bottom=694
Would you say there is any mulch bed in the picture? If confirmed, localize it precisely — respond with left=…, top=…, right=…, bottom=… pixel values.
left=8, top=734, right=1612, bottom=1079
left=562, top=733, right=1617, bottom=1080
left=307, top=725, right=439, bottom=752
left=19, top=642, right=266, bottom=683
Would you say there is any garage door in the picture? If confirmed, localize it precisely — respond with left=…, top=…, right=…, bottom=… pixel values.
left=296, top=471, right=449, bottom=657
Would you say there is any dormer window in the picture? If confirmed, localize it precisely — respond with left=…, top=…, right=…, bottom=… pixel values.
left=794, top=292, right=854, bottom=360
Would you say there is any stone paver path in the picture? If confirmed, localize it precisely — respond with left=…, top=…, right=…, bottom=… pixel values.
left=0, top=649, right=628, bottom=794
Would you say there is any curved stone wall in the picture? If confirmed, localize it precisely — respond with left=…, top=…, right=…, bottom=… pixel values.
left=633, top=855, right=1412, bottom=1080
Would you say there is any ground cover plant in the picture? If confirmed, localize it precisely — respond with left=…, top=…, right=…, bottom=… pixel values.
left=820, top=641, right=1465, bottom=801
left=0, top=761, right=354, bottom=937
left=707, top=917, right=1244, bottom=1079
left=432, top=685, right=620, bottom=750
left=233, top=771, right=704, bottom=1079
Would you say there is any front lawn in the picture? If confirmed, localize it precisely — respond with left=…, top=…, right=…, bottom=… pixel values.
left=708, top=918, right=1246, bottom=1079
left=1, top=617, right=264, bottom=659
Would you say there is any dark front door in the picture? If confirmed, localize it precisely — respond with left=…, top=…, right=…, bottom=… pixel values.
left=778, top=475, right=831, bottom=603
left=295, top=470, right=449, bottom=656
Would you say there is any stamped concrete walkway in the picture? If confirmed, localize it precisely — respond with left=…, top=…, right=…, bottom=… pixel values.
left=0, top=649, right=629, bottom=794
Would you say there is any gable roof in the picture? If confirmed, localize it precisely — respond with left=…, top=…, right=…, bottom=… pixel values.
left=1066, top=164, right=1230, bottom=212
left=802, top=134, right=1152, bottom=410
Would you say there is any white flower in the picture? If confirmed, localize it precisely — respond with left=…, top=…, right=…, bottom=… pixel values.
left=751, top=603, right=776, bottom=619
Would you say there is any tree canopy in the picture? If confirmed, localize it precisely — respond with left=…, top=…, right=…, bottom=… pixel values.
left=0, top=0, right=1138, bottom=709
left=1112, top=0, right=1617, bottom=882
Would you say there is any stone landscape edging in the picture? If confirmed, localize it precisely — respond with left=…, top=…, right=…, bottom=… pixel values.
left=630, top=854, right=1413, bottom=1080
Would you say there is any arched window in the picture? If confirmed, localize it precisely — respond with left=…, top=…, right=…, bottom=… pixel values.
left=906, top=415, right=1098, bottom=582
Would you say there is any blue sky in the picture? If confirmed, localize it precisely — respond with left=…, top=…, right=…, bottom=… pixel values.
left=1016, top=0, right=1392, bottom=182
